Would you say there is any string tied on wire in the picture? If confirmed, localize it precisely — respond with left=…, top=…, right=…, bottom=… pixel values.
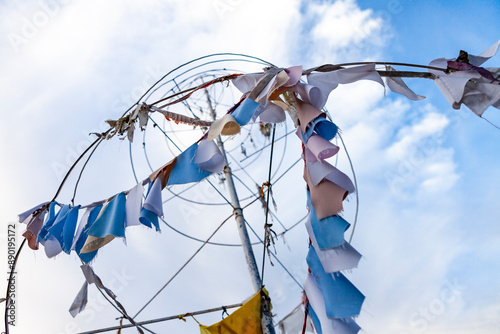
left=222, top=306, right=229, bottom=319
left=263, top=223, right=277, bottom=267
left=115, top=317, right=124, bottom=334
left=260, top=181, right=278, bottom=214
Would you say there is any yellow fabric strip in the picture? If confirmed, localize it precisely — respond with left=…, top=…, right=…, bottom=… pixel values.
left=199, top=290, right=264, bottom=334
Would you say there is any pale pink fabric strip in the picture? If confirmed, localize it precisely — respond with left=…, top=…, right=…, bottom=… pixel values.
left=304, top=167, right=345, bottom=220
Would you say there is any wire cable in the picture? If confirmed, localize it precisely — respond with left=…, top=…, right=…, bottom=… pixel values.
left=78, top=303, right=243, bottom=334
left=132, top=213, right=234, bottom=319
left=244, top=219, right=304, bottom=290
left=260, top=125, right=277, bottom=286
left=337, top=133, right=360, bottom=244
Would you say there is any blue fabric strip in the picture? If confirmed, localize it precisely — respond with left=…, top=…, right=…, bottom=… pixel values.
left=88, top=193, right=126, bottom=239
left=75, top=205, right=103, bottom=263
left=302, top=117, right=338, bottom=142
left=143, top=178, right=163, bottom=217
left=138, top=182, right=160, bottom=230
left=38, top=202, right=60, bottom=242
left=313, top=117, right=338, bottom=141
left=307, top=191, right=350, bottom=249
left=168, top=143, right=212, bottom=186
left=44, top=204, right=71, bottom=242
left=307, top=246, right=365, bottom=318
left=231, top=98, right=260, bottom=126
left=139, top=208, right=160, bottom=231
left=62, top=206, right=81, bottom=254
left=307, top=304, right=322, bottom=334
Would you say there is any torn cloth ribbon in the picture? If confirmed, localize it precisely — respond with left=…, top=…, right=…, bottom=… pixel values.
left=18, top=201, right=50, bottom=224
left=81, top=193, right=126, bottom=253
left=41, top=204, right=71, bottom=258
left=18, top=202, right=50, bottom=250
left=304, top=154, right=355, bottom=195
left=74, top=205, right=103, bottom=263
left=70, top=264, right=135, bottom=324
left=306, top=246, right=364, bottom=319
left=200, top=290, right=264, bottom=334
left=168, top=142, right=212, bottom=186
left=48, top=205, right=81, bottom=254
left=384, top=66, right=425, bottom=101
left=207, top=114, right=240, bottom=142
left=307, top=64, right=384, bottom=110
left=69, top=281, right=88, bottom=318
left=139, top=178, right=162, bottom=231
left=231, top=98, right=261, bottom=126
left=195, top=139, right=225, bottom=173
left=296, top=100, right=338, bottom=142
left=306, top=190, right=349, bottom=250
left=305, top=273, right=361, bottom=334
left=305, top=218, right=362, bottom=273
left=304, top=167, right=347, bottom=220
left=429, top=39, right=500, bottom=116
left=277, top=304, right=314, bottom=334
left=125, top=182, right=144, bottom=228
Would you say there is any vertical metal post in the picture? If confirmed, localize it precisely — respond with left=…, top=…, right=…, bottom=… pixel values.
left=205, top=90, right=275, bottom=334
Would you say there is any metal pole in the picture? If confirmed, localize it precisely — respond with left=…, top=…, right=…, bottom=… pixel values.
left=205, top=90, right=276, bottom=334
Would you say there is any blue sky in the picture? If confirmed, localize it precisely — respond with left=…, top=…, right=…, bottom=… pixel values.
left=1, top=0, right=499, bottom=333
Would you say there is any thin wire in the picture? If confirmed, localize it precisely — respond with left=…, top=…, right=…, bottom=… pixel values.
left=226, top=151, right=259, bottom=187
left=273, top=157, right=301, bottom=185
left=148, top=116, right=182, bottom=152
left=279, top=214, right=308, bottom=234
left=240, top=129, right=296, bottom=162
left=4, top=239, right=26, bottom=334
left=137, top=120, right=257, bottom=207
left=338, top=133, right=360, bottom=244
left=260, top=125, right=277, bottom=286
left=245, top=219, right=304, bottom=290
left=205, top=178, right=235, bottom=209
left=71, top=139, right=104, bottom=205
left=230, top=172, right=287, bottom=231
left=303, top=61, right=448, bottom=74
left=274, top=304, right=302, bottom=328
left=93, top=284, right=155, bottom=334
left=158, top=196, right=263, bottom=247
left=78, top=303, right=243, bottom=334
left=132, top=213, right=234, bottom=319
left=271, top=121, right=288, bottom=180
left=173, top=78, right=198, bottom=118
left=147, top=112, right=243, bottom=208
left=51, top=136, right=105, bottom=203
left=483, top=116, right=500, bottom=130
left=138, top=53, right=274, bottom=107
left=149, top=115, right=250, bottom=206
left=129, top=141, right=139, bottom=184
left=159, top=187, right=305, bottom=247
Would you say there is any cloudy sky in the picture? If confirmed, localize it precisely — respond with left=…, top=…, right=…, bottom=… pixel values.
left=1, top=0, right=500, bottom=333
